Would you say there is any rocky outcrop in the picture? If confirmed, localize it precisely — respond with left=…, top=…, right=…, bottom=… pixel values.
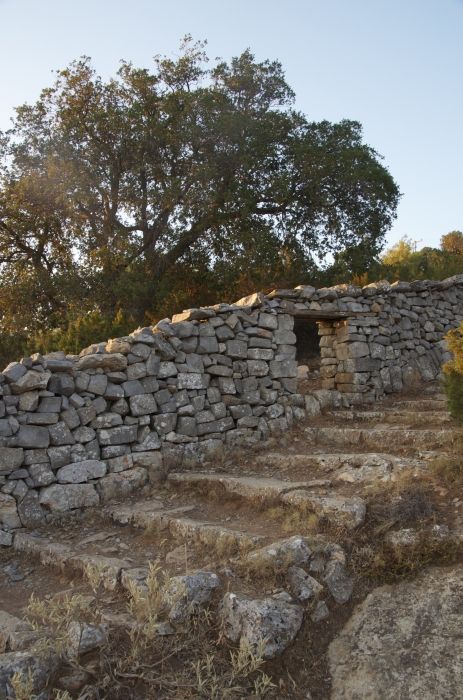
left=329, top=566, right=463, bottom=699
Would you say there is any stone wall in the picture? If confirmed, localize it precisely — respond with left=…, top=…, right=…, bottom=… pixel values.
left=1, top=275, right=462, bottom=543
left=277, top=275, right=463, bottom=404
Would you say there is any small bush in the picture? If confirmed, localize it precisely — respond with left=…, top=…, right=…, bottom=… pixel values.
left=443, top=370, right=463, bottom=423
left=443, top=322, right=463, bottom=422
left=368, top=477, right=435, bottom=532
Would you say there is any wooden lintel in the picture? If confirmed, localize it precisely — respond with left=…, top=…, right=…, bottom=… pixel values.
left=291, top=310, right=378, bottom=320
left=291, top=310, right=351, bottom=320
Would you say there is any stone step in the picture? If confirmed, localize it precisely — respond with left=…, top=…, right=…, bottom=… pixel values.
left=389, top=399, right=446, bottom=411
left=107, top=498, right=264, bottom=552
left=328, top=409, right=451, bottom=425
left=303, top=426, right=457, bottom=450
left=13, top=531, right=133, bottom=591
left=167, top=471, right=331, bottom=501
left=255, top=451, right=423, bottom=484
left=166, top=472, right=365, bottom=529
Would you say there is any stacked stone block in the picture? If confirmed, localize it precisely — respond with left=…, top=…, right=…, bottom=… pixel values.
left=0, top=304, right=303, bottom=543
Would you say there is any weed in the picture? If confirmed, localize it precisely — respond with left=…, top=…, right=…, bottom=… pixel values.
left=192, top=637, right=274, bottom=698
left=83, top=562, right=102, bottom=596
left=10, top=670, right=35, bottom=700
left=25, top=591, right=97, bottom=658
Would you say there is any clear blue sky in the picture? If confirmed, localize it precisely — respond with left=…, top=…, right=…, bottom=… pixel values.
left=0, top=0, right=461, bottom=250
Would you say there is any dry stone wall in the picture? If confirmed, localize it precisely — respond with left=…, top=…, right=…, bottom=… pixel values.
left=0, top=275, right=462, bottom=543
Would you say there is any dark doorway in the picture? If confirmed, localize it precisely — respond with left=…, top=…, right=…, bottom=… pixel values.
left=294, top=319, right=321, bottom=371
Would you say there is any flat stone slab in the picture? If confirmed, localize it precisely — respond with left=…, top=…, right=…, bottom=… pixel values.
left=304, top=426, right=456, bottom=450
left=329, top=409, right=451, bottom=424
left=108, top=499, right=263, bottom=549
left=167, top=472, right=330, bottom=500
left=280, top=492, right=366, bottom=529
left=329, top=566, right=463, bottom=699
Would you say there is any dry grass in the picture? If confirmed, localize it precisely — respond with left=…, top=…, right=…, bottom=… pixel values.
left=264, top=504, right=320, bottom=536
left=350, top=534, right=463, bottom=584
left=429, top=435, right=463, bottom=486
left=18, top=561, right=276, bottom=700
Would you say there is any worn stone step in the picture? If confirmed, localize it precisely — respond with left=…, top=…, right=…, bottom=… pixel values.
left=304, top=426, right=457, bottom=450
left=13, top=531, right=133, bottom=590
left=389, top=399, right=447, bottom=411
left=167, top=472, right=330, bottom=501
left=255, top=451, right=423, bottom=484
left=166, top=473, right=365, bottom=529
left=107, top=499, right=264, bottom=552
left=280, top=491, right=366, bottom=529
left=328, top=409, right=451, bottom=425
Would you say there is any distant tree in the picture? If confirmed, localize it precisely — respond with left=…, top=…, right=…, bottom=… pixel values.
left=381, top=236, right=416, bottom=266
left=0, top=37, right=400, bottom=355
left=440, top=231, right=463, bottom=255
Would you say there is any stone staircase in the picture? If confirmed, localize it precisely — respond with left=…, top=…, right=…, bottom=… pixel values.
left=1, top=382, right=461, bottom=698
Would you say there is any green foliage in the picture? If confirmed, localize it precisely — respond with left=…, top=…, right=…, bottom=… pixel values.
left=381, top=236, right=416, bottom=266
left=321, top=235, right=463, bottom=289
left=0, top=37, right=400, bottom=366
left=442, top=322, right=463, bottom=423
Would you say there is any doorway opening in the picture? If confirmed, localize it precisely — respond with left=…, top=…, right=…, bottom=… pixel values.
left=293, top=318, right=321, bottom=390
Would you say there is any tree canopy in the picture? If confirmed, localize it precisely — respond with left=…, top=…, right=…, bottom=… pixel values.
left=0, top=38, right=400, bottom=361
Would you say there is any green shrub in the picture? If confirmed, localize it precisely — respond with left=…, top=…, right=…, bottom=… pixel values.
left=443, top=322, right=463, bottom=423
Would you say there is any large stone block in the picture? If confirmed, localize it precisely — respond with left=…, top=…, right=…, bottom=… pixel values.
left=39, top=483, right=99, bottom=511
left=177, top=373, right=210, bottom=390
left=14, top=426, right=50, bottom=449
left=57, top=459, right=107, bottom=484
left=0, top=493, right=21, bottom=530
left=49, top=421, right=75, bottom=446
left=96, top=467, right=148, bottom=502
left=0, top=447, right=24, bottom=475
left=76, top=353, right=128, bottom=371
left=97, top=425, right=138, bottom=446
left=269, top=359, right=297, bottom=378
left=129, top=394, right=158, bottom=416
left=10, top=370, right=51, bottom=394
left=336, top=341, right=370, bottom=360
left=226, top=339, right=248, bottom=359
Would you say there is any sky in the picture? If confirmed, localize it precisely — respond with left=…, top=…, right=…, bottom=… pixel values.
left=0, top=0, right=461, bottom=251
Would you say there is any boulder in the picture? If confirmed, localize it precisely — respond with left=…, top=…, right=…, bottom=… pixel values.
left=164, top=571, right=220, bottom=624
left=66, top=622, right=108, bottom=657
left=287, top=566, right=323, bottom=603
left=244, top=536, right=312, bottom=571
left=97, top=425, right=138, bottom=446
left=220, top=592, right=303, bottom=659
left=56, top=460, right=107, bottom=484
left=0, top=649, right=58, bottom=699
left=0, top=611, right=37, bottom=652
left=13, top=425, right=50, bottom=449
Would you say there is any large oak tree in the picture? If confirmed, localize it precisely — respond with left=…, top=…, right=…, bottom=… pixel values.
left=0, top=38, right=399, bottom=340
